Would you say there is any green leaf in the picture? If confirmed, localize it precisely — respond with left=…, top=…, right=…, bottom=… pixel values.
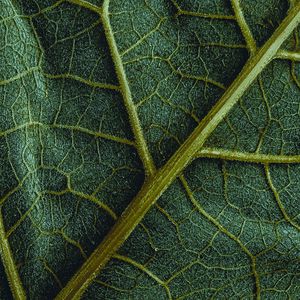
left=0, top=0, right=299, bottom=299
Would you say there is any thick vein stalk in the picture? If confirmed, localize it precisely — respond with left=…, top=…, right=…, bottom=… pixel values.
left=0, top=212, right=26, bottom=300
left=55, top=3, right=300, bottom=299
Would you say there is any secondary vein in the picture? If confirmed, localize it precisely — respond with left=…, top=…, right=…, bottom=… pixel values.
left=196, top=148, right=300, bottom=164
left=231, top=0, right=257, bottom=54
left=276, top=49, right=300, bottom=61
left=54, top=3, right=300, bottom=299
left=100, top=0, right=155, bottom=176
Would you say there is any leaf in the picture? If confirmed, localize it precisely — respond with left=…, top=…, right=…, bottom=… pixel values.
left=0, top=0, right=299, bottom=299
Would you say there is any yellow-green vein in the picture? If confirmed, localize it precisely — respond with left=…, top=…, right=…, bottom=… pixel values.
left=0, top=211, right=26, bottom=300
left=100, top=0, right=155, bottom=175
left=179, top=175, right=261, bottom=300
left=171, top=0, right=235, bottom=20
left=196, top=148, right=300, bottom=164
left=0, top=122, right=135, bottom=147
left=276, top=49, right=300, bottom=61
left=0, top=67, right=40, bottom=86
left=54, top=3, right=300, bottom=300
left=113, top=254, right=172, bottom=299
left=231, top=0, right=257, bottom=54
left=265, top=165, right=300, bottom=232
left=66, top=0, right=101, bottom=14
left=42, top=73, right=120, bottom=91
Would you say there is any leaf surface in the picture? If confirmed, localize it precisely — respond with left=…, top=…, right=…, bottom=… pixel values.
left=0, top=0, right=300, bottom=299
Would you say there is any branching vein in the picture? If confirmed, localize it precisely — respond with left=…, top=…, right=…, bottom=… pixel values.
left=179, top=175, right=261, bottom=300
left=113, top=254, right=172, bottom=299
left=0, top=122, right=135, bottom=147
left=53, top=4, right=300, bottom=299
left=265, top=165, right=300, bottom=232
left=43, top=73, right=120, bottom=91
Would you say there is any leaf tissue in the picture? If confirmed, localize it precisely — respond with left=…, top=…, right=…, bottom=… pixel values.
left=0, top=0, right=300, bottom=299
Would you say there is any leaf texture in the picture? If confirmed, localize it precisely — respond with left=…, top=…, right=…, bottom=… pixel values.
left=0, top=0, right=300, bottom=299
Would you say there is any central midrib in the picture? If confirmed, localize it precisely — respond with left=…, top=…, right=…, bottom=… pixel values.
left=55, top=2, right=300, bottom=299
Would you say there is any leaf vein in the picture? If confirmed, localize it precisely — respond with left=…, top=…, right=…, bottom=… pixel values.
left=54, top=3, right=300, bottom=299
left=0, top=213, right=26, bottom=300
left=100, top=0, right=155, bottom=175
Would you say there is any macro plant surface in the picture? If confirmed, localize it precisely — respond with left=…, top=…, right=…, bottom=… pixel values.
left=0, top=0, right=300, bottom=299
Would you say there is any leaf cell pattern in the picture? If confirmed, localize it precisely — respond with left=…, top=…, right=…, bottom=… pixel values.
left=0, top=0, right=299, bottom=299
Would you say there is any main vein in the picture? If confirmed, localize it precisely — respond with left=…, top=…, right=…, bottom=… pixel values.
left=0, top=212, right=26, bottom=300
left=55, top=3, right=300, bottom=299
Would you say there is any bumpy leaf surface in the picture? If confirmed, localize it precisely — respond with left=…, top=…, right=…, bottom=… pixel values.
left=0, top=0, right=300, bottom=299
